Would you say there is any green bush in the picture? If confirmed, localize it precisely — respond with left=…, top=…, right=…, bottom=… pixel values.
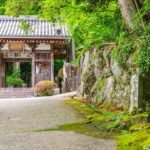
left=35, top=80, right=56, bottom=96
left=6, top=77, right=24, bottom=87
left=6, top=69, right=24, bottom=87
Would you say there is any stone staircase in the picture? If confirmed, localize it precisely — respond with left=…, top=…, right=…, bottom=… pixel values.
left=0, top=88, right=35, bottom=99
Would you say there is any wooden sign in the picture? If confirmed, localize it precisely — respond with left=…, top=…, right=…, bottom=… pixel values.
left=3, top=51, right=32, bottom=59
left=9, top=42, right=25, bottom=51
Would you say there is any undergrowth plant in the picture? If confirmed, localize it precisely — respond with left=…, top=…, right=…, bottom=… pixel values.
left=66, top=99, right=150, bottom=150
left=6, top=69, right=24, bottom=87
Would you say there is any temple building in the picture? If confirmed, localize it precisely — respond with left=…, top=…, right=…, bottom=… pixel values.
left=0, top=15, right=75, bottom=88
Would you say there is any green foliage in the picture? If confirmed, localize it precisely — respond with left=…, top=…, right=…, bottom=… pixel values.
left=4, top=0, right=124, bottom=49
left=143, top=0, right=150, bottom=14
left=3, top=0, right=149, bottom=73
left=6, top=77, right=24, bottom=87
left=54, top=59, right=63, bottom=77
left=107, top=110, right=149, bottom=131
left=19, top=20, right=32, bottom=36
left=110, top=0, right=150, bottom=73
left=2, top=0, right=150, bottom=74
left=0, top=0, right=6, bottom=14
left=6, top=69, right=24, bottom=87
left=111, top=24, right=150, bottom=73
left=35, top=80, right=56, bottom=96
left=118, top=125, right=150, bottom=150
left=5, top=0, right=41, bottom=15
left=111, top=32, right=133, bottom=65
left=108, top=109, right=150, bottom=150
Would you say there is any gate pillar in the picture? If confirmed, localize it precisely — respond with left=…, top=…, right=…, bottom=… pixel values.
left=0, top=53, right=5, bottom=87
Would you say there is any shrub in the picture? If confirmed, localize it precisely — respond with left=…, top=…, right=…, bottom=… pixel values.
left=35, top=80, right=56, bottom=96
left=6, top=69, right=24, bottom=87
left=6, top=77, right=24, bottom=87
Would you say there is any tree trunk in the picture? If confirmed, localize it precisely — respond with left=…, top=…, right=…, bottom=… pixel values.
left=118, top=0, right=138, bottom=31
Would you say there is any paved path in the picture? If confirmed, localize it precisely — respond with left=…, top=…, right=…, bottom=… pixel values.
left=0, top=92, right=116, bottom=150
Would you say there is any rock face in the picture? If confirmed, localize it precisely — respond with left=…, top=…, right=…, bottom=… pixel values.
left=129, top=75, right=143, bottom=112
left=142, top=74, right=150, bottom=112
left=78, top=47, right=148, bottom=110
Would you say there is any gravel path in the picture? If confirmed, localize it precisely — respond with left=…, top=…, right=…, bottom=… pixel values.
left=0, top=92, right=116, bottom=150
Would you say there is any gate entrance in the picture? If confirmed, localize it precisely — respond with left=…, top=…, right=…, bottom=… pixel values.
left=0, top=16, right=75, bottom=90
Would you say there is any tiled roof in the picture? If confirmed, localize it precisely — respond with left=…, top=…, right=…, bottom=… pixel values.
left=0, top=16, right=69, bottom=38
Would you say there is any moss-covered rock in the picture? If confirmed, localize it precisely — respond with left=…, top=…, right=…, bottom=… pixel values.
left=79, top=47, right=150, bottom=109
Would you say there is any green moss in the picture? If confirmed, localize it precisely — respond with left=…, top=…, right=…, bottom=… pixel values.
left=32, top=99, right=117, bottom=139
left=64, top=99, right=117, bottom=137
left=34, top=122, right=109, bottom=139
left=65, top=99, right=150, bottom=150
left=97, top=80, right=105, bottom=91
left=64, top=99, right=96, bottom=116
left=118, top=128, right=150, bottom=150
left=94, top=78, right=105, bottom=91
left=132, top=51, right=138, bottom=62
left=91, top=79, right=106, bottom=101
left=33, top=99, right=150, bottom=150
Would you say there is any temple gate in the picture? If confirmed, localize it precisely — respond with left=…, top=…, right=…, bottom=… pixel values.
left=0, top=16, right=75, bottom=89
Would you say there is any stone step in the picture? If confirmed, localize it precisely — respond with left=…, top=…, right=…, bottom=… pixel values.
left=0, top=88, right=35, bottom=99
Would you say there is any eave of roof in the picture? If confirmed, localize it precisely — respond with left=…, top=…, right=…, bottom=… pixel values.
left=0, top=15, right=70, bottom=39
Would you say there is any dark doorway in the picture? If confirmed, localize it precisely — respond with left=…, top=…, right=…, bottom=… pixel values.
left=20, top=62, right=31, bottom=87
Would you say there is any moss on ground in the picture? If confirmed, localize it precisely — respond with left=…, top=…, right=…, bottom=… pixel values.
left=33, top=99, right=118, bottom=139
left=117, top=123, right=150, bottom=150
left=34, top=122, right=109, bottom=139
left=33, top=98, right=150, bottom=150
left=64, top=99, right=150, bottom=150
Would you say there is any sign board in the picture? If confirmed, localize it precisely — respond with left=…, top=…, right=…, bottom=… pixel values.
left=3, top=51, right=32, bottom=59
left=8, top=42, right=25, bottom=51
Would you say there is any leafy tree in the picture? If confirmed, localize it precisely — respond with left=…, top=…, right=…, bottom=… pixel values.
left=0, top=0, right=7, bottom=14
left=5, top=0, right=42, bottom=15
left=4, top=0, right=124, bottom=48
left=39, top=0, right=123, bottom=48
left=3, top=0, right=150, bottom=44
left=3, top=0, right=150, bottom=72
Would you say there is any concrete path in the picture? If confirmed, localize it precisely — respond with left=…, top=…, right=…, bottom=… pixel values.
left=0, top=92, right=116, bottom=150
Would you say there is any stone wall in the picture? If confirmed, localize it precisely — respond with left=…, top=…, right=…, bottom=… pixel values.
left=62, top=62, right=80, bottom=92
left=79, top=47, right=149, bottom=110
